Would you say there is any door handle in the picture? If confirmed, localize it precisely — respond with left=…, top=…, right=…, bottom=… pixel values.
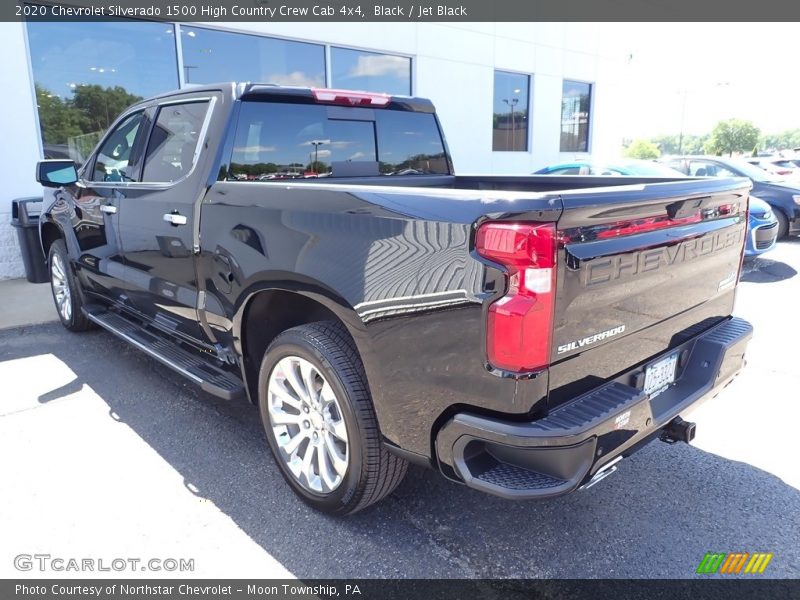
left=100, top=204, right=117, bottom=214
left=163, top=212, right=188, bottom=226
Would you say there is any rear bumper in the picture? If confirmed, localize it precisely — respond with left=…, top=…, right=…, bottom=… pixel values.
left=434, top=316, right=753, bottom=500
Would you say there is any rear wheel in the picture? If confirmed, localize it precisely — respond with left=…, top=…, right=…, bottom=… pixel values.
left=48, top=239, right=93, bottom=332
left=775, top=209, right=789, bottom=239
left=258, top=321, right=407, bottom=515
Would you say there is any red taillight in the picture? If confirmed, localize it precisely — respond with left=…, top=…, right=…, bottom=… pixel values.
left=311, top=88, right=391, bottom=106
left=475, top=222, right=557, bottom=373
left=593, top=214, right=702, bottom=240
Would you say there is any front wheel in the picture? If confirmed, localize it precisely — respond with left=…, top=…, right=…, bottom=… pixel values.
left=775, top=209, right=789, bottom=239
left=48, top=239, right=93, bottom=332
left=258, top=321, right=407, bottom=515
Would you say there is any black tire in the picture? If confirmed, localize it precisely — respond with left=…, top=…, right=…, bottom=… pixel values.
left=258, top=321, right=407, bottom=515
left=775, top=209, right=789, bottom=239
left=48, top=239, right=94, bottom=332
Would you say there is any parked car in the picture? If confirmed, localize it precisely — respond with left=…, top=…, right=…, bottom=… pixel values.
left=745, top=196, right=779, bottom=257
left=664, top=155, right=800, bottom=238
left=534, top=158, right=685, bottom=177
left=34, top=83, right=753, bottom=515
left=538, top=158, right=774, bottom=254
left=745, top=157, right=800, bottom=179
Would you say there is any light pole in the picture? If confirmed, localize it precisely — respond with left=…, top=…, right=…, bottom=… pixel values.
left=183, top=65, right=198, bottom=84
left=502, top=96, right=519, bottom=150
left=309, top=140, right=325, bottom=174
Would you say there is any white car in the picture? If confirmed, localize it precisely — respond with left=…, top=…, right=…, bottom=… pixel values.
left=746, top=157, right=800, bottom=179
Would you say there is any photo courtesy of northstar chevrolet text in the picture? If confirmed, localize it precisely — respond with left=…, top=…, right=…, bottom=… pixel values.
left=0, top=1, right=798, bottom=594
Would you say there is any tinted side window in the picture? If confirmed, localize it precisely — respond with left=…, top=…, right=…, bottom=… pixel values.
left=666, top=160, right=688, bottom=174
left=142, top=101, right=209, bottom=183
left=689, top=161, right=736, bottom=178
left=91, top=112, right=145, bottom=182
left=229, top=101, right=449, bottom=180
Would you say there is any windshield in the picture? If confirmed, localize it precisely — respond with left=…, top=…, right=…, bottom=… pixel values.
left=615, top=160, right=686, bottom=176
left=772, top=160, right=796, bottom=169
left=725, top=158, right=781, bottom=182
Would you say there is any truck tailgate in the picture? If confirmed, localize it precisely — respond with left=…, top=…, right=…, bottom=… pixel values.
left=547, top=178, right=751, bottom=407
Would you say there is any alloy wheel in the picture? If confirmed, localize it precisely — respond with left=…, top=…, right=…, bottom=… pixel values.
left=267, top=356, right=349, bottom=494
left=50, top=253, right=72, bottom=322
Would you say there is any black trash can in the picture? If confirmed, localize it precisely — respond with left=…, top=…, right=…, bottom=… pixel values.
left=10, top=197, right=49, bottom=284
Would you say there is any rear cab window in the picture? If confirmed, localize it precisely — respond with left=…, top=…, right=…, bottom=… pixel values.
left=227, top=101, right=450, bottom=180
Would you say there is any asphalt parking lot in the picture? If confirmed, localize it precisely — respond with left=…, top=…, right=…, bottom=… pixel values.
left=1, top=242, right=799, bottom=579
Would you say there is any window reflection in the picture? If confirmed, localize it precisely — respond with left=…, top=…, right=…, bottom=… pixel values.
left=91, top=111, right=145, bottom=182
left=142, top=102, right=209, bottom=182
left=560, top=80, right=592, bottom=152
left=492, top=71, right=530, bottom=152
left=180, top=26, right=325, bottom=87
left=376, top=110, right=448, bottom=175
left=26, top=19, right=178, bottom=164
left=331, top=47, right=411, bottom=95
left=229, top=102, right=448, bottom=180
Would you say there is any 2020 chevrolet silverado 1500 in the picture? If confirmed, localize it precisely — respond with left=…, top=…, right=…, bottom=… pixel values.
left=35, top=83, right=753, bottom=515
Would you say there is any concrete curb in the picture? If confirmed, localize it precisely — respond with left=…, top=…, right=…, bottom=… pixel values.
left=0, top=278, right=57, bottom=330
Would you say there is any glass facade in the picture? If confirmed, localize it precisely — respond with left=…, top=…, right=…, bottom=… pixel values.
left=22, top=17, right=612, bottom=169
left=26, top=19, right=179, bottom=163
left=492, top=71, right=530, bottom=152
left=26, top=18, right=415, bottom=164
left=179, top=26, right=325, bottom=87
left=330, top=47, right=412, bottom=95
left=560, top=80, right=592, bottom=152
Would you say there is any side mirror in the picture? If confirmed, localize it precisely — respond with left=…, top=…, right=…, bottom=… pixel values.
left=36, top=159, right=78, bottom=188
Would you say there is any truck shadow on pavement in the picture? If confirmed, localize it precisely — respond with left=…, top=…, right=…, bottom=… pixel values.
left=740, top=257, right=796, bottom=283
left=2, top=322, right=799, bottom=579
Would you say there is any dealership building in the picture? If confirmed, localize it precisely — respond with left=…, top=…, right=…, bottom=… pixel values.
left=0, top=18, right=627, bottom=279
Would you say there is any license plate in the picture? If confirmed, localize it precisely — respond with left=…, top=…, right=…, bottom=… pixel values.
left=644, top=352, right=679, bottom=398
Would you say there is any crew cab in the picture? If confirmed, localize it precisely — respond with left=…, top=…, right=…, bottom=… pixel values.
left=34, top=83, right=753, bottom=514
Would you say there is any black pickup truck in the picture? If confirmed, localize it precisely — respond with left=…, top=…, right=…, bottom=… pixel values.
left=35, top=83, right=753, bottom=515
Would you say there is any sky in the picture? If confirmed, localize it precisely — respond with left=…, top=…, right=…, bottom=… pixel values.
left=611, top=23, right=800, bottom=139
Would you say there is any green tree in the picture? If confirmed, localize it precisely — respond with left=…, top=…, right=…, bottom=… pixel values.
left=647, top=133, right=708, bottom=156
left=650, top=134, right=679, bottom=155
left=761, top=129, right=800, bottom=151
left=704, top=119, right=761, bottom=157
left=624, top=139, right=661, bottom=159
left=680, top=134, right=710, bottom=155
left=71, top=85, right=142, bottom=133
left=34, top=85, right=84, bottom=145
left=35, top=84, right=143, bottom=161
